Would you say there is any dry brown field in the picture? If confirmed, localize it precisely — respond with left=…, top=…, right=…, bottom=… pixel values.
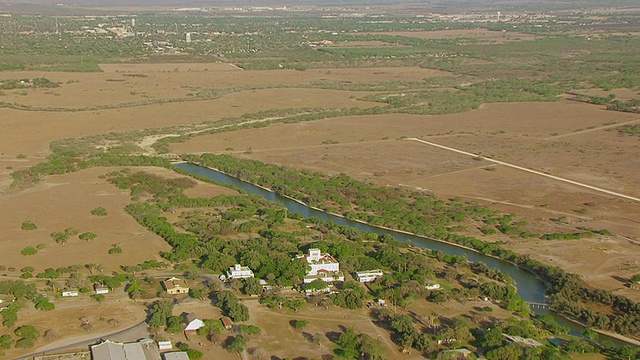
left=172, top=101, right=640, bottom=300
left=364, top=29, right=538, bottom=43
left=0, top=65, right=448, bottom=109
left=1, top=60, right=639, bottom=357
left=2, top=292, right=146, bottom=360
left=0, top=166, right=236, bottom=273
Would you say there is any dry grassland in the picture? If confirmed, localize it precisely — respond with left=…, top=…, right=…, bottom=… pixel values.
left=0, top=65, right=448, bottom=107
left=2, top=294, right=145, bottom=360
left=365, top=29, right=538, bottom=43
left=0, top=167, right=235, bottom=273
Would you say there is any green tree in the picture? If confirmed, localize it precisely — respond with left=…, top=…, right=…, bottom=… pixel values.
left=481, top=327, right=505, bottom=348
left=14, top=325, right=39, bottom=340
left=358, top=333, right=387, bottom=360
left=166, top=316, right=184, bottom=333
left=0, top=334, right=13, bottom=349
left=241, top=278, right=262, bottom=296
left=91, top=207, right=108, bottom=216
left=20, top=221, right=37, bottom=231
left=292, top=320, right=309, bottom=329
left=226, top=336, right=246, bottom=355
left=50, top=231, right=69, bottom=245
left=64, top=227, right=79, bottom=236
left=148, top=300, right=173, bottom=328
left=20, top=247, right=37, bottom=256
left=79, top=232, right=97, bottom=241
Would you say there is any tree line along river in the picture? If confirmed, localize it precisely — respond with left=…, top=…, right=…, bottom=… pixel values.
left=173, top=162, right=631, bottom=347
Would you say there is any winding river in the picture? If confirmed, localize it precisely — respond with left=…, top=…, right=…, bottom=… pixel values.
left=174, top=162, right=633, bottom=346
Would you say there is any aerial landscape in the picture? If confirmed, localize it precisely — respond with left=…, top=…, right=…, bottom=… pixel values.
left=0, top=0, right=639, bottom=359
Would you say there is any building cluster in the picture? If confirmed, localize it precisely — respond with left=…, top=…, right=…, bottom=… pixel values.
left=90, top=339, right=190, bottom=360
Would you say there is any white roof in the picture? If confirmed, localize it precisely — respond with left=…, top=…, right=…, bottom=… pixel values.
left=184, top=319, right=204, bottom=331
left=124, top=342, right=146, bottom=359
left=91, top=339, right=160, bottom=360
left=91, top=340, right=127, bottom=360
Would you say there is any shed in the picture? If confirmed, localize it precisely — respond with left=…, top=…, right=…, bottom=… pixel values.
left=220, top=317, right=233, bottom=330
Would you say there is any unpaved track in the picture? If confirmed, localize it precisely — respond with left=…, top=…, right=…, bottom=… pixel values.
left=408, top=137, right=640, bottom=203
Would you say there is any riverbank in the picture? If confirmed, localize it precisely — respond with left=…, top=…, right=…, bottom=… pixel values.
left=173, top=160, right=640, bottom=348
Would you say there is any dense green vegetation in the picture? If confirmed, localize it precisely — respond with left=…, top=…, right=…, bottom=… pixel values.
left=184, top=154, right=640, bottom=338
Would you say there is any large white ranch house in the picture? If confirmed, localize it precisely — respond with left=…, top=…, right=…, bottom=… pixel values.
left=296, top=248, right=344, bottom=283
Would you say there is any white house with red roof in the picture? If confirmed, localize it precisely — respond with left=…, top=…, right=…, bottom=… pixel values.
left=297, top=248, right=344, bottom=283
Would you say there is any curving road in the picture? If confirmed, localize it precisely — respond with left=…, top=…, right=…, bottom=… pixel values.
left=407, top=137, right=640, bottom=203
left=12, top=321, right=149, bottom=360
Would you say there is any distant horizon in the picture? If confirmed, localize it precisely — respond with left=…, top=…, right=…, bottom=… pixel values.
left=1, top=0, right=638, bottom=7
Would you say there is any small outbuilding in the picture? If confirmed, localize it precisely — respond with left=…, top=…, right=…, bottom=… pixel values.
left=220, top=317, right=233, bottom=330
left=184, top=319, right=204, bottom=339
left=162, top=277, right=189, bottom=295
left=94, top=284, right=109, bottom=295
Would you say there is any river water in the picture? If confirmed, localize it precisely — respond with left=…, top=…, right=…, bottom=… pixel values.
left=174, top=162, right=632, bottom=346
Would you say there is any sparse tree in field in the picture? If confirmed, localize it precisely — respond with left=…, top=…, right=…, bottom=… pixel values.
left=226, top=336, right=246, bottom=355
left=291, top=320, right=309, bottom=329
left=50, top=231, right=68, bottom=245
left=79, top=232, right=97, bottom=241
left=64, top=227, right=79, bottom=236
left=85, top=263, right=97, bottom=274
left=108, top=243, right=122, bottom=254
left=20, top=247, right=37, bottom=256
left=0, top=334, right=14, bottom=349
left=14, top=325, right=39, bottom=341
left=91, top=207, right=108, bottom=216
left=20, top=220, right=37, bottom=231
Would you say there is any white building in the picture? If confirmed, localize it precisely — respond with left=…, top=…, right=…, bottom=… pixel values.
left=91, top=339, right=160, bottom=360
left=227, top=264, right=255, bottom=279
left=426, top=283, right=441, bottom=290
left=94, top=284, right=109, bottom=294
left=62, top=290, right=79, bottom=297
left=297, top=248, right=344, bottom=283
left=356, top=270, right=384, bottom=283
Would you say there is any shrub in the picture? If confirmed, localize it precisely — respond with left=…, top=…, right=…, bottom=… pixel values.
left=91, top=207, right=108, bottom=216
left=21, top=247, right=37, bottom=256
left=20, top=220, right=37, bottom=230
left=79, top=232, right=97, bottom=241
left=292, top=320, right=309, bottom=329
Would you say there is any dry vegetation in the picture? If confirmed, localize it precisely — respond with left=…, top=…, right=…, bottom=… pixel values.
left=1, top=4, right=640, bottom=357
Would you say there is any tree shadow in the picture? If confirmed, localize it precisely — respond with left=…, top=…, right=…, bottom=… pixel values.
left=302, top=331, right=314, bottom=342
left=325, top=331, right=341, bottom=344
